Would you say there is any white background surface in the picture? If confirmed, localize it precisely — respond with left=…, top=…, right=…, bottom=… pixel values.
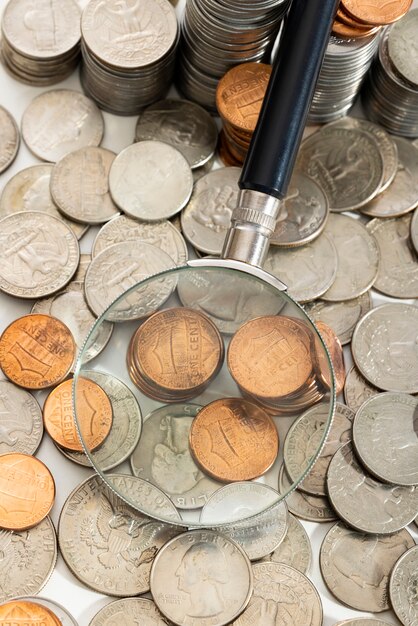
left=0, top=0, right=417, bottom=624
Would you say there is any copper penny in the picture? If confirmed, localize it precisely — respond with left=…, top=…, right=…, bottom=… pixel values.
left=332, top=18, right=381, bottom=38
left=314, top=321, right=346, bottom=395
left=336, top=5, right=374, bottom=27
left=341, top=0, right=412, bottom=25
left=218, top=130, right=243, bottom=167
left=227, top=316, right=314, bottom=400
left=0, top=314, right=75, bottom=389
left=0, top=600, right=61, bottom=626
left=0, top=453, right=55, bottom=531
left=43, top=377, right=113, bottom=452
left=189, top=397, right=279, bottom=482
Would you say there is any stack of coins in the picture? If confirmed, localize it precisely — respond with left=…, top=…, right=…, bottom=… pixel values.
left=216, top=62, right=271, bottom=165
left=1, top=0, right=81, bottom=86
left=177, top=0, right=288, bottom=111
left=80, top=0, right=179, bottom=115
left=128, top=307, right=224, bottom=402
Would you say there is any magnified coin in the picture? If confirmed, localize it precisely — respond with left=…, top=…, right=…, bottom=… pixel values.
left=88, top=598, right=168, bottom=626
left=390, top=544, right=418, bottom=626
left=265, top=513, right=312, bottom=575
left=0, top=380, right=43, bottom=456
left=0, top=105, right=19, bottom=173
left=16, top=598, right=78, bottom=626
left=344, top=365, right=380, bottom=413
left=0, top=600, right=61, bottom=626
left=314, top=321, right=346, bottom=394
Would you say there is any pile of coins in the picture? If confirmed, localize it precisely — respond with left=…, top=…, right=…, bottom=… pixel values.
left=80, top=0, right=179, bottom=115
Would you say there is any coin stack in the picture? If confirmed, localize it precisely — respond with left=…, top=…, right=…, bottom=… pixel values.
left=80, top=0, right=179, bottom=115
left=177, top=0, right=289, bottom=111
left=0, top=0, right=81, bottom=86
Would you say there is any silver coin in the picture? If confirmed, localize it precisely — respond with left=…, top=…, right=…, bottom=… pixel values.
left=109, top=141, right=193, bottom=221
left=89, top=598, right=169, bottom=626
left=390, top=544, right=418, bottom=626
left=0, top=164, right=88, bottom=240
left=352, top=303, right=418, bottom=394
left=0, top=380, right=43, bottom=456
left=344, top=366, right=380, bottom=413
left=16, top=597, right=78, bottom=626
left=21, top=89, right=104, bottom=162
left=84, top=241, right=176, bottom=321
left=264, top=232, right=338, bottom=302
left=130, top=404, right=219, bottom=510
left=234, top=561, right=322, bottom=626
left=304, top=291, right=372, bottom=346
left=411, top=208, right=418, bottom=255
left=353, top=393, right=418, bottom=487
left=135, top=99, right=217, bottom=169
left=278, top=463, right=337, bottom=523
left=50, top=147, right=120, bottom=225
left=58, top=473, right=181, bottom=596
left=150, top=529, right=253, bottom=626
left=92, top=215, right=187, bottom=266
left=263, top=513, right=312, bottom=575
left=327, top=442, right=418, bottom=534
left=366, top=215, right=418, bottom=299
left=199, top=482, right=280, bottom=524
left=388, top=10, right=418, bottom=87
left=298, top=126, right=383, bottom=211
left=59, top=370, right=142, bottom=471
left=0, top=211, right=80, bottom=298
left=180, top=167, right=240, bottom=255
left=72, top=253, right=91, bottom=283
left=0, top=516, right=57, bottom=603
left=284, top=402, right=354, bottom=497
left=321, top=213, right=380, bottom=301
left=333, top=620, right=393, bottom=626
left=320, top=521, right=415, bottom=612
left=0, top=105, right=19, bottom=174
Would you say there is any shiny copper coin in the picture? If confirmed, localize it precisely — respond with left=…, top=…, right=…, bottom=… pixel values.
left=43, top=377, right=113, bottom=452
left=314, top=321, right=346, bottom=395
left=0, top=453, right=55, bottom=530
left=341, top=0, right=412, bottom=25
left=228, top=315, right=314, bottom=400
left=189, top=397, right=279, bottom=482
left=332, top=18, right=381, bottom=38
left=0, top=314, right=75, bottom=389
left=218, top=130, right=243, bottom=167
left=337, top=5, right=374, bottom=28
left=0, top=600, right=61, bottom=626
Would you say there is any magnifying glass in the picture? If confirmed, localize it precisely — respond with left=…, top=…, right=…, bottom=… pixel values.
left=73, top=0, right=339, bottom=529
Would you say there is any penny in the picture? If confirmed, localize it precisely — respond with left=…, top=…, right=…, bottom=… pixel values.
left=50, top=147, right=120, bottom=224
left=189, top=398, right=278, bottom=482
left=314, top=321, right=346, bottom=395
left=21, top=89, right=104, bottom=162
left=0, top=453, right=55, bottom=531
left=0, top=600, right=61, bottom=626
left=16, top=598, right=78, bottom=626
left=332, top=19, right=380, bottom=38
left=411, top=208, right=418, bottom=255
left=320, top=521, right=415, bottom=612
left=0, top=381, right=43, bottom=456
left=0, top=105, right=19, bottom=174
left=353, top=393, right=418, bottom=486
left=327, top=443, right=418, bottom=534
left=89, top=598, right=168, bottom=626
left=0, top=516, right=57, bottom=603
left=341, top=0, right=412, bottom=25
left=150, top=529, right=253, bottom=626
left=390, top=544, right=418, bottom=626
left=0, top=314, right=75, bottom=390
left=43, top=376, right=112, bottom=453
left=266, top=513, right=312, bottom=575
left=0, top=211, right=80, bottom=298
left=108, top=141, right=193, bottom=221
left=279, top=464, right=337, bottom=522
left=234, top=562, right=323, bottom=626
left=344, top=366, right=380, bottom=413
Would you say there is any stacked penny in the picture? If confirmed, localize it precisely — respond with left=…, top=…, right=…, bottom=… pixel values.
left=333, top=0, right=412, bottom=37
left=127, top=307, right=224, bottom=402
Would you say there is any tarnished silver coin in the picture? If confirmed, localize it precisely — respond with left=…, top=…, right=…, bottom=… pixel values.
left=15, top=597, right=77, bottom=626
left=72, top=253, right=91, bottom=283
left=0, top=105, right=19, bottom=173
left=89, top=598, right=169, bottom=626
left=0, top=516, right=57, bottom=603
left=298, top=126, right=383, bottom=211
left=58, top=473, right=181, bottom=596
left=327, top=443, right=418, bottom=534
left=411, top=208, right=418, bottom=255
left=234, top=562, right=322, bottom=626
left=388, top=10, right=418, bottom=87
left=344, top=366, right=380, bottom=413
left=135, top=99, right=217, bottom=169
left=0, top=380, right=43, bottom=456
left=58, top=371, right=142, bottom=471
left=264, top=513, right=312, bottom=575
left=333, top=620, right=393, bottom=626
left=92, top=215, right=187, bottom=266
left=322, top=214, right=379, bottom=301
left=320, top=521, right=415, bottom=612
left=109, top=141, right=193, bottom=222
left=21, top=89, right=104, bottom=162
left=279, top=464, right=337, bottom=523
left=353, top=393, right=418, bottom=487
left=150, top=529, right=253, bottom=626
left=366, top=215, right=418, bottom=299
left=390, top=544, right=418, bottom=626
left=50, top=147, right=120, bottom=224
left=284, top=402, right=355, bottom=497
left=180, top=167, right=240, bottom=256
left=0, top=164, right=88, bottom=239
left=304, top=291, right=372, bottom=345
left=84, top=241, right=176, bottom=321
left=352, top=303, right=418, bottom=394
left=0, top=211, right=80, bottom=298
left=264, top=232, right=338, bottom=302
left=131, top=404, right=219, bottom=510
